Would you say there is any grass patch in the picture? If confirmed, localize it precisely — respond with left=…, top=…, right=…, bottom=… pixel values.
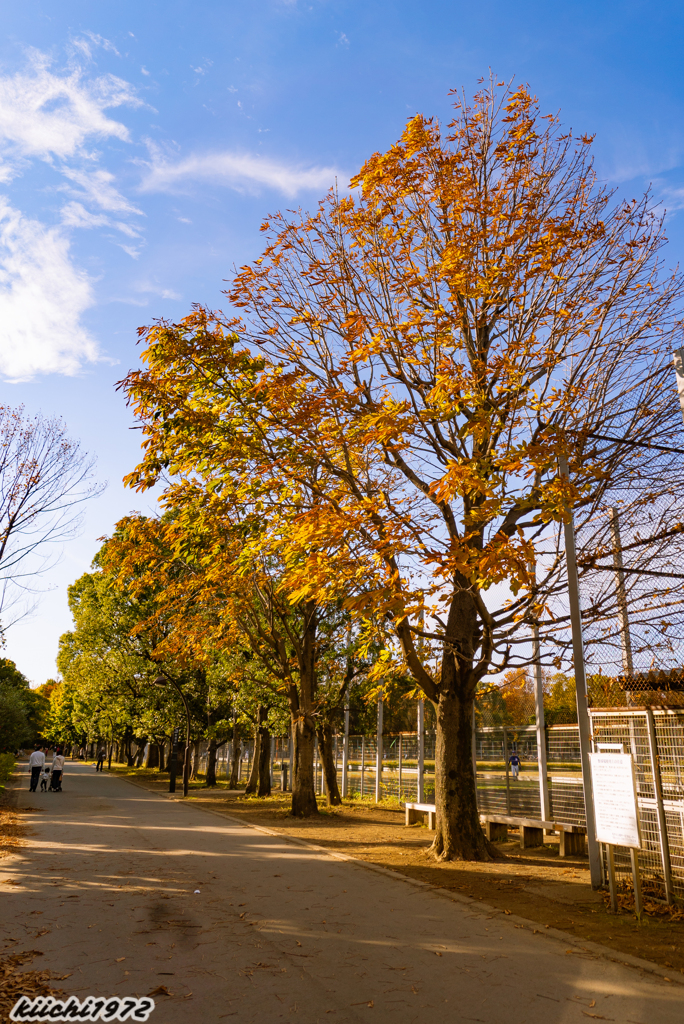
left=0, top=753, right=16, bottom=790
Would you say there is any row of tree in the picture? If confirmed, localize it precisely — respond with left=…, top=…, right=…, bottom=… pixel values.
left=51, top=80, right=684, bottom=861
left=0, top=658, right=52, bottom=751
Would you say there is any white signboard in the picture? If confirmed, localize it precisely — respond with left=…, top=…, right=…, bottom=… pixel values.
left=589, top=752, right=641, bottom=849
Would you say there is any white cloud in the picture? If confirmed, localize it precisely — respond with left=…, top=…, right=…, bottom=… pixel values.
left=62, top=167, right=142, bottom=214
left=118, top=243, right=142, bottom=259
left=60, top=201, right=110, bottom=229
left=0, top=49, right=141, bottom=165
left=0, top=199, right=98, bottom=381
left=60, top=200, right=141, bottom=239
left=139, top=146, right=346, bottom=198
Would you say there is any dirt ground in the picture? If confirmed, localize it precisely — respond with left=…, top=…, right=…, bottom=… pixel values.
left=11, top=763, right=684, bottom=978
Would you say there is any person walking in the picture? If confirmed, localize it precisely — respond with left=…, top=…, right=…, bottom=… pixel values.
left=50, top=749, right=65, bottom=792
left=96, top=746, right=106, bottom=772
left=509, top=751, right=521, bottom=780
left=28, top=744, right=45, bottom=792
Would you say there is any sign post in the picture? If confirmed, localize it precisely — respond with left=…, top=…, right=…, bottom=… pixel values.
left=590, top=750, right=643, bottom=914
left=169, top=727, right=179, bottom=794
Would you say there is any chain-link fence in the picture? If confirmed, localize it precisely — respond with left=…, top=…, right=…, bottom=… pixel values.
left=590, top=708, right=684, bottom=902
left=577, top=488, right=684, bottom=709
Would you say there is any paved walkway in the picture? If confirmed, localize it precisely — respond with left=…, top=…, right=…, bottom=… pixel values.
left=1, top=761, right=682, bottom=1023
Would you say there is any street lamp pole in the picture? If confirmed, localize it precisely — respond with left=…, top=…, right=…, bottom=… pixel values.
left=169, top=727, right=179, bottom=793
left=558, top=456, right=602, bottom=888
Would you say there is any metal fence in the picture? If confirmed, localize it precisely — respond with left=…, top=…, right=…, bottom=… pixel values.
left=187, top=705, right=684, bottom=900
left=590, top=708, right=684, bottom=902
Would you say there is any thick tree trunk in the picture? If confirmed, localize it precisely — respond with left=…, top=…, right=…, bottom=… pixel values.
left=290, top=600, right=319, bottom=817
left=144, top=742, right=159, bottom=769
left=229, top=722, right=241, bottom=789
left=124, top=730, right=135, bottom=767
left=291, top=711, right=317, bottom=816
left=394, top=578, right=495, bottom=861
left=316, top=722, right=341, bottom=806
left=429, top=689, right=492, bottom=860
left=257, top=725, right=272, bottom=797
left=245, top=729, right=261, bottom=795
left=162, top=739, right=173, bottom=772
left=206, top=737, right=218, bottom=787
left=190, top=739, right=201, bottom=780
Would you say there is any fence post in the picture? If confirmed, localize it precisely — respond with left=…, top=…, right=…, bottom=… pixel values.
left=288, top=728, right=293, bottom=791
left=417, top=700, right=425, bottom=802
left=398, top=734, right=403, bottom=801
left=645, top=709, right=674, bottom=903
left=361, top=735, right=365, bottom=798
left=609, top=507, right=634, bottom=706
left=533, top=624, right=551, bottom=822
left=559, top=454, right=602, bottom=889
left=342, top=690, right=350, bottom=798
left=375, top=696, right=384, bottom=803
left=503, top=727, right=511, bottom=815
left=471, top=706, right=478, bottom=782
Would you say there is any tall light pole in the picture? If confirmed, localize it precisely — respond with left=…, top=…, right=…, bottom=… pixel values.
left=558, top=456, right=602, bottom=889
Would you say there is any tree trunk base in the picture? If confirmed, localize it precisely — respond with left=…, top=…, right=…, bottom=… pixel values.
left=289, top=797, right=319, bottom=818
left=427, top=833, right=501, bottom=862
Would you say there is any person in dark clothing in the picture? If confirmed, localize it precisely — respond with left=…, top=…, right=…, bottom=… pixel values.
left=96, top=747, right=106, bottom=772
left=28, top=745, right=45, bottom=792
left=509, top=751, right=521, bottom=779
left=50, top=749, right=65, bottom=791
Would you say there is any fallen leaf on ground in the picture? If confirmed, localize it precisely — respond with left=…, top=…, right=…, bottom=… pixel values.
left=148, top=985, right=172, bottom=997
left=115, top=957, right=125, bottom=962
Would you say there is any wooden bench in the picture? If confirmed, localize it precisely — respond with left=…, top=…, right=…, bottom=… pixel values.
left=481, top=814, right=587, bottom=856
left=405, top=802, right=436, bottom=829
left=404, top=803, right=586, bottom=856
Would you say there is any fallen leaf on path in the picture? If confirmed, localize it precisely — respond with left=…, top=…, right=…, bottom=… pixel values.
left=503, top=909, right=511, bottom=915
left=115, top=957, right=125, bottom=962
left=148, top=986, right=172, bottom=997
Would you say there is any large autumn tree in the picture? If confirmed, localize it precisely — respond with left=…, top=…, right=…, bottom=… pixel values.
left=123, top=81, right=684, bottom=859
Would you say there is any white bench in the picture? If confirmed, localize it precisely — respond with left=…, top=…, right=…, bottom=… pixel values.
left=405, top=802, right=436, bottom=829
left=404, top=803, right=586, bottom=856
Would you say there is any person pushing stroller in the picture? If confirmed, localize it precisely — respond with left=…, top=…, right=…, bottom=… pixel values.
left=50, top=749, right=65, bottom=791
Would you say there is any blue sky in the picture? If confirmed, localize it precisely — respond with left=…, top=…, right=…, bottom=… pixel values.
left=2, top=0, right=684, bottom=684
